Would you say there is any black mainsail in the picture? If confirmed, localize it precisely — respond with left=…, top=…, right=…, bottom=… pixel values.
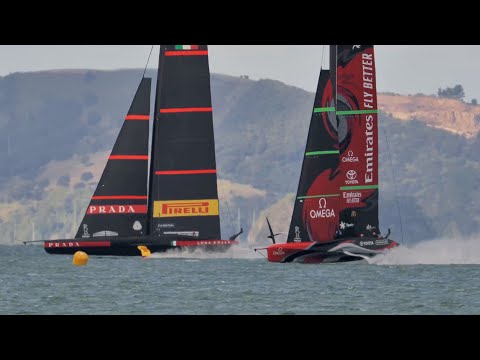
left=41, top=45, right=237, bottom=256
left=149, top=45, right=221, bottom=240
left=287, top=69, right=340, bottom=244
left=75, top=78, right=151, bottom=239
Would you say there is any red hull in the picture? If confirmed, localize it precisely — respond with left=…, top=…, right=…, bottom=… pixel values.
left=261, top=237, right=399, bottom=264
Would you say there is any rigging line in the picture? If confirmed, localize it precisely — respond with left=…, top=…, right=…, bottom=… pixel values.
left=255, top=250, right=267, bottom=259
left=381, top=126, right=405, bottom=245
left=142, top=45, right=155, bottom=79
left=320, top=45, right=325, bottom=71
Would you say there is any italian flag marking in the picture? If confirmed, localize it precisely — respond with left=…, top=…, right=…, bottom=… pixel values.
left=175, top=45, right=199, bottom=50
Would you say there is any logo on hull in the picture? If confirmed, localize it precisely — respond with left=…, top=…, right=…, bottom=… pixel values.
left=360, top=241, right=374, bottom=246
left=47, top=242, right=81, bottom=248
left=153, top=199, right=219, bottom=218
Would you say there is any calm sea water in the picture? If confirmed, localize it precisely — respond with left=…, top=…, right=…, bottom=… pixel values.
left=1, top=240, right=480, bottom=315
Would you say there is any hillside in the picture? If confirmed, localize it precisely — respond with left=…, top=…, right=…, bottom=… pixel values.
left=379, top=94, right=480, bottom=138
left=0, top=69, right=479, bottom=246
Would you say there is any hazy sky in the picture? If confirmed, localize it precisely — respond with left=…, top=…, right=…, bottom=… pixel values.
left=1, top=45, right=479, bottom=100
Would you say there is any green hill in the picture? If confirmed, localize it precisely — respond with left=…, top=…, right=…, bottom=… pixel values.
left=0, top=69, right=478, bottom=245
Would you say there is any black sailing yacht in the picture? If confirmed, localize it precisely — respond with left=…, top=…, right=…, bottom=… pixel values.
left=257, top=45, right=399, bottom=263
left=41, top=45, right=240, bottom=256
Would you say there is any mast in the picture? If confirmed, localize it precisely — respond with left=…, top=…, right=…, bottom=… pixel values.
left=147, top=46, right=165, bottom=236
left=336, top=45, right=380, bottom=237
left=148, top=45, right=221, bottom=239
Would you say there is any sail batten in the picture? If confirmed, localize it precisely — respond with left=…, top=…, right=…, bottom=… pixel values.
left=159, top=107, right=213, bottom=113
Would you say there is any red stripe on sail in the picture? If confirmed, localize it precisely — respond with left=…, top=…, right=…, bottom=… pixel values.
left=125, top=115, right=149, bottom=120
left=165, top=51, right=208, bottom=57
left=92, top=196, right=148, bottom=200
left=159, top=107, right=212, bottom=114
left=155, top=170, right=216, bottom=175
left=109, top=155, right=148, bottom=160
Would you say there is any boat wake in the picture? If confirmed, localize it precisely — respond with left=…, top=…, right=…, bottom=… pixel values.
left=368, top=237, right=480, bottom=265
left=149, top=246, right=263, bottom=260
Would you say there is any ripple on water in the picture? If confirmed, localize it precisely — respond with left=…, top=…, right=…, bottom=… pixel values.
left=2, top=245, right=480, bottom=314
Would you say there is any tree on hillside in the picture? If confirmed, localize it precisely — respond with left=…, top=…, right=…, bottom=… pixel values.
left=471, top=99, right=478, bottom=105
left=81, top=171, right=93, bottom=182
left=57, top=175, right=70, bottom=187
left=438, top=85, right=465, bottom=100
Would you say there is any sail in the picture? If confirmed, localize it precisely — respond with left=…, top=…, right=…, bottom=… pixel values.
left=75, top=78, right=151, bottom=239
left=336, top=45, right=379, bottom=237
left=148, top=45, right=221, bottom=239
left=287, top=70, right=340, bottom=243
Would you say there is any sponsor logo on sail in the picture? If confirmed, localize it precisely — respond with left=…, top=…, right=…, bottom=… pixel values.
left=345, top=170, right=359, bottom=185
left=343, top=191, right=362, bottom=204
left=153, top=199, right=219, bottom=218
left=347, top=170, right=357, bottom=180
left=310, top=198, right=335, bottom=219
left=93, top=230, right=118, bottom=237
left=293, top=226, right=302, bottom=242
left=362, top=51, right=376, bottom=184
left=365, top=115, right=375, bottom=184
left=87, top=205, right=147, bottom=215
left=164, top=231, right=200, bottom=237
left=133, top=221, right=142, bottom=231
left=82, top=224, right=90, bottom=238
left=342, top=150, right=359, bottom=163
left=340, top=221, right=355, bottom=230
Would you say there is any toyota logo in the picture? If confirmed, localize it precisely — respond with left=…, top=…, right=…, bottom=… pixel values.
left=346, top=170, right=357, bottom=180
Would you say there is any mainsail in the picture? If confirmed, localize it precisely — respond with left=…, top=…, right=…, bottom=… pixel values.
left=75, top=78, right=151, bottom=239
left=259, top=45, right=399, bottom=264
left=41, top=45, right=238, bottom=256
left=287, top=69, right=340, bottom=243
left=336, top=45, right=379, bottom=237
left=148, top=45, right=221, bottom=239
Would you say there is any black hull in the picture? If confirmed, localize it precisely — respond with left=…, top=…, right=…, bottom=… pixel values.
left=43, top=236, right=238, bottom=256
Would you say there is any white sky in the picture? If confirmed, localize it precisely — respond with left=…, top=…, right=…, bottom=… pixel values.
left=1, top=45, right=479, bottom=101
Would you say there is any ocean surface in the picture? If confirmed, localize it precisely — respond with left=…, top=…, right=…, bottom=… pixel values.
left=1, top=239, right=480, bottom=315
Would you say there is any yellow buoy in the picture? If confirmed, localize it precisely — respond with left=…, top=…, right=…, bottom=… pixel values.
left=72, top=251, right=89, bottom=266
left=137, top=246, right=151, bottom=258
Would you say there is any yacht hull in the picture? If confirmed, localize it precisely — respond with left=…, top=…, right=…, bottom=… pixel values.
left=263, top=237, right=399, bottom=264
